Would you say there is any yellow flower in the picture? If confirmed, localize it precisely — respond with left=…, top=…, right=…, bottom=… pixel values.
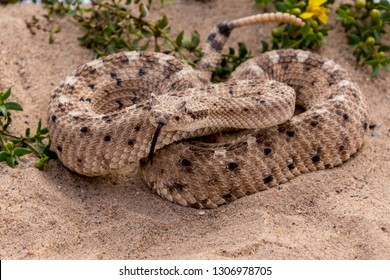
left=300, top=0, right=329, bottom=24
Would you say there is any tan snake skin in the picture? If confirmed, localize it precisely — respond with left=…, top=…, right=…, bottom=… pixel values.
left=48, top=13, right=369, bottom=208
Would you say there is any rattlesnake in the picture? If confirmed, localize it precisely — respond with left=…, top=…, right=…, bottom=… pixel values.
left=48, top=13, right=369, bottom=209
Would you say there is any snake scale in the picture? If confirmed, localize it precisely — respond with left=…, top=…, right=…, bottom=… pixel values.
left=48, top=13, right=369, bottom=209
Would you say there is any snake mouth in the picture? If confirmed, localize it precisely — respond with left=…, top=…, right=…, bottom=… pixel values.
left=148, top=122, right=165, bottom=164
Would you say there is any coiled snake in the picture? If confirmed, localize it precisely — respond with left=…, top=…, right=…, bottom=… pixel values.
left=48, top=13, right=369, bottom=208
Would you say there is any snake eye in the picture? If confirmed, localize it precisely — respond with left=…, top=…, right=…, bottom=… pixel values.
left=175, top=116, right=180, bottom=121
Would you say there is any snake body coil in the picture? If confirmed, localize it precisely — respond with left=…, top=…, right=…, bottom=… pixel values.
left=48, top=13, right=369, bottom=208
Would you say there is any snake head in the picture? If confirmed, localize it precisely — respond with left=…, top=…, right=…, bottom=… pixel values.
left=150, top=96, right=197, bottom=131
left=148, top=96, right=192, bottom=164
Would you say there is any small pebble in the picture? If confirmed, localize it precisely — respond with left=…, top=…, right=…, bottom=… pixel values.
left=371, top=131, right=379, bottom=137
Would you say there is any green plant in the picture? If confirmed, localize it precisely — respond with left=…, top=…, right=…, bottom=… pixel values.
left=39, top=0, right=250, bottom=79
left=0, top=0, right=22, bottom=4
left=41, top=0, right=202, bottom=66
left=212, top=43, right=251, bottom=82
left=336, top=0, right=390, bottom=76
left=257, top=0, right=334, bottom=51
left=0, top=87, right=54, bottom=169
left=255, top=0, right=273, bottom=7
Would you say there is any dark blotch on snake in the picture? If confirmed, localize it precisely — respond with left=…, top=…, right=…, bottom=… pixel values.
left=138, top=68, right=147, bottom=76
left=288, top=162, right=295, bottom=170
left=312, top=155, right=321, bottom=162
left=263, top=175, right=273, bottom=184
left=207, top=32, right=216, bottom=41
left=57, top=146, right=62, bottom=152
left=310, top=120, right=319, bottom=127
left=281, top=63, right=289, bottom=71
left=85, top=98, right=92, bottom=102
left=110, top=72, right=118, bottom=79
left=286, top=130, right=295, bottom=137
left=116, top=100, right=123, bottom=109
left=264, top=147, right=272, bottom=156
left=102, top=116, right=112, bottom=123
left=217, top=22, right=231, bottom=37
left=51, top=115, right=57, bottom=122
left=303, top=63, right=314, bottom=73
left=222, top=193, right=235, bottom=201
left=80, top=127, right=89, bottom=133
left=227, top=162, right=239, bottom=171
left=88, top=83, right=95, bottom=90
left=181, top=159, right=192, bottom=167
left=210, top=40, right=223, bottom=52
left=103, top=135, right=111, bottom=142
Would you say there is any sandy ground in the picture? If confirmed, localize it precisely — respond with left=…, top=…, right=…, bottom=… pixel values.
left=0, top=1, right=390, bottom=260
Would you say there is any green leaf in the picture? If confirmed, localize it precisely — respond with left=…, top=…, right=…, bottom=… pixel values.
left=261, top=40, right=269, bottom=52
left=66, top=9, right=77, bottom=17
left=43, top=144, right=57, bottom=160
left=156, top=15, right=168, bottom=29
left=347, top=34, right=360, bottom=45
left=11, top=137, right=23, bottom=145
left=35, top=158, right=45, bottom=170
left=1, top=87, right=12, bottom=101
left=139, top=3, right=149, bottom=17
left=0, top=105, right=7, bottom=117
left=378, top=45, right=390, bottom=52
left=191, top=31, right=200, bottom=48
left=39, top=127, right=49, bottom=134
left=364, top=59, right=378, bottom=66
left=175, top=31, right=184, bottom=48
left=306, top=34, right=317, bottom=44
left=0, top=151, right=9, bottom=162
left=5, top=102, right=23, bottom=111
left=6, top=156, right=15, bottom=168
left=336, top=8, right=346, bottom=17
left=275, top=2, right=285, bottom=12
left=372, top=65, right=380, bottom=77
left=301, top=24, right=310, bottom=37
left=373, top=30, right=381, bottom=42
left=14, top=148, right=32, bottom=157
left=383, top=64, right=390, bottom=72
left=36, top=119, right=42, bottom=133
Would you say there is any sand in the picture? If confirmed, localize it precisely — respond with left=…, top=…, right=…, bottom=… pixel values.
left=0, top=1, right=389, bottom=260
